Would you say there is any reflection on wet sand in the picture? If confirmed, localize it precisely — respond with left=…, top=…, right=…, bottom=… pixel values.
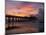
left=6, top=23, right=39, bottom=34
left=15, top=24, right=39, bottom=33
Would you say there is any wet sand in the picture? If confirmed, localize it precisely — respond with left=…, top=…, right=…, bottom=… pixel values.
left=6, top=22, right=39, bottom=34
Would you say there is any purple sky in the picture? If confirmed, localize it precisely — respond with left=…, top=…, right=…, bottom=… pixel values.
left=5, top=0, right=44, bottom=17
left=5, top=0, right=43, bottom=8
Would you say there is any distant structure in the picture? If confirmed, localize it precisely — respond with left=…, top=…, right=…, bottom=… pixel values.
left=5, top=15, right=37, bottom=23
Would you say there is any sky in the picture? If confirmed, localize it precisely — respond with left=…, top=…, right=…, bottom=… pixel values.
left=5, top=0, right=44, bottom=17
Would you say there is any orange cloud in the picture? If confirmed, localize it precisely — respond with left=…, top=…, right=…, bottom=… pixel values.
left=6, top=5, right=39, bottom=17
